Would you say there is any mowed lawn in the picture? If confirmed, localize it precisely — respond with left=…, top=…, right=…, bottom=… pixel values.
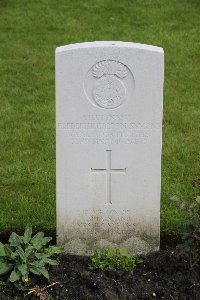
left=0, top=0, right=199, bottom=233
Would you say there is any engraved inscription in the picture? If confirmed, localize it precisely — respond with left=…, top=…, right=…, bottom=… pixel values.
left=57, top=114, right=160, bottom=145
left=84, top=60, right=134, bottom=109
left=58, top=121, right=160, bottom=130
left=91, top=150, right=126, bottom=205
left=77, top=209, right=133, bottom=233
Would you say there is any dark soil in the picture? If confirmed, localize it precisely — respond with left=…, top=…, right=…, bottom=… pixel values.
left=0, top=233, right=200, bottom=300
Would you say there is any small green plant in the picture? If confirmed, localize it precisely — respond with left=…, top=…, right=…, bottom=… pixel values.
left=0, top=279, right=7, bottom=289
left=170, top=180, right=200, bottom=268
left=0, top=224, right=63, bottom=288
left=89, top=247, right=142, bottom=272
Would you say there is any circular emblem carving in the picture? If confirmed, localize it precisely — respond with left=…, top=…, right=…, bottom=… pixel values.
left=84, top=60, right=134, bottom=110
left=93, top=75, right=126, bottom=109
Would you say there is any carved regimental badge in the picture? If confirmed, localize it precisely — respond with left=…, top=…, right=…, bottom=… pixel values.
left=84, top=60, right=134, bottom=109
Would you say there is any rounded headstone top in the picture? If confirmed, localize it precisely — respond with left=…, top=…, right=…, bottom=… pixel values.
left=56, top=41, right=164, bottom=54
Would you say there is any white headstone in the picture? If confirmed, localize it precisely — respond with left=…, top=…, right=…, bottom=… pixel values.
left=56, top=41, right=164, bottom=255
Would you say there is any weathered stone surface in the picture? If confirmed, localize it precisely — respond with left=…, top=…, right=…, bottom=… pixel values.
left=56, top=41, right=164, bottom=255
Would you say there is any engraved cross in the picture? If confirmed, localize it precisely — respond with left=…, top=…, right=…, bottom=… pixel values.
left=91, top=150, right=126, bottom=205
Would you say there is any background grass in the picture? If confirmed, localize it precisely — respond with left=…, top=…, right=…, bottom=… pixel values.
left=0, top=0, right=200, bottom=233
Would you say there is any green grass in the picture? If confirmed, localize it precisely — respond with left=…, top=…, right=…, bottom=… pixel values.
left=0, top=0, right=200, bottom=233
